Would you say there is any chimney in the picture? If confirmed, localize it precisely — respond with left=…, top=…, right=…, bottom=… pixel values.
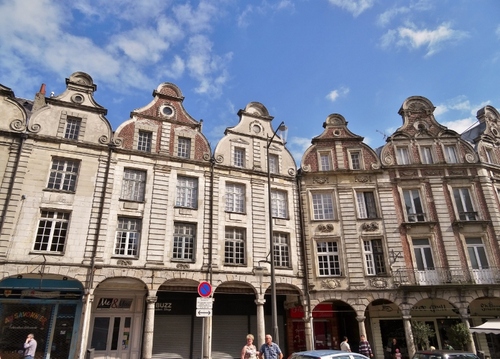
left=32, top=83, right=47, bottom=112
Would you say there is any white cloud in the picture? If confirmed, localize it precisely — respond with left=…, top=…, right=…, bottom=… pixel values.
left=289, top=137, right=312, bottom=164
left=377, top=0, right=433, bottom=27
left=326, top=87, right=350, bottom=102
left=162, top=56, right=186, bottom=79
left=328, top=0, right=374, bottom=17
left=380, top=22, right=468, bottom=57
left=441, top=118, right=477, bottom=134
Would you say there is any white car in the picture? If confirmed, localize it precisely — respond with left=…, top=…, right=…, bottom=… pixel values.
left=289, top=350, right=370, bottom=359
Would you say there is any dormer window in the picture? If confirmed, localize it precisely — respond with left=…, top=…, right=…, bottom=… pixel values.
left=319, top=152, right=332, bottom=171
left=349, top=151, right=362, bottom=170
left=177, top=137, right=191, bottom=158
left=65, top=117, right=81, bottom=140
left=396, top=147, right=410, bottom=165
left=444, top=145, right=458, bottom=163
left=137, top=131, right=152, bottom=152
left=420, top=146, right=434, bottom=164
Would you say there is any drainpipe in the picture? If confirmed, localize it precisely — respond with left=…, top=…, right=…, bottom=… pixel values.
left=296, top=170, right=314, bottom=350
left=78, top=143, right=114, bottom=359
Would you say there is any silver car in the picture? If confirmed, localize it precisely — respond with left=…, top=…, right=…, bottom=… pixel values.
left=289, top=350, right=370, bottom=359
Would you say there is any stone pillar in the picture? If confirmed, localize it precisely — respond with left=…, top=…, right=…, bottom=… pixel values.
left=78, top=290, right=94, bottom=359
left=255, top=297, right=266, bottom=346
left=142, top=295, right=158, bottom=359
left=459, top=308, right=476, bottom=353
left=304, top=310, right=314, bottom=350
left=403, top=315, right=416, bottom=358
left=357, top=315, right=366, bottom=337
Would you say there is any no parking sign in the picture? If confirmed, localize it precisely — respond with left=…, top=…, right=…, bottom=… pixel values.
left=198, top=281, right=212, bottom=297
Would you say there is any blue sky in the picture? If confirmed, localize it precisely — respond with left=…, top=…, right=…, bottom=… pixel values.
left=1, top=0, right=499, bottom=162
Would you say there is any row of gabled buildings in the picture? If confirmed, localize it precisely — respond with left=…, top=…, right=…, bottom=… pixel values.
left=0, top=71, right=499, bottom=359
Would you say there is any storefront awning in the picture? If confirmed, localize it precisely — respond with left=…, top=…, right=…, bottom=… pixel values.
left=469, top=319, right=500, bottom=334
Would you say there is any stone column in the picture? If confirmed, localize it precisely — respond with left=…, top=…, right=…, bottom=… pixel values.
left=78, top=290, right=94, bottom=359
left=459, top=307, right=476, bottom=353
left=357, top=315, right=366, bottom=337
left=403, top=315, right=416, bottom=358
left=304, top=310, right=314, bottom=350
left=255, top=297, right=266, bottom=346
left=142, top=295, right=158, bottom=359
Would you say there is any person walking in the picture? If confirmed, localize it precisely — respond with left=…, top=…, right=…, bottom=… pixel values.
left=358, top=334, right=373, bottom=357
left=241, top=334, right=257, bottom=359
left=259, top=334, right=283, bottom=359
left=340, top=336, right=351, bottom=352
left=23, top=334, right=37, bottom=359
left=389, top=338, right=400, bottom=359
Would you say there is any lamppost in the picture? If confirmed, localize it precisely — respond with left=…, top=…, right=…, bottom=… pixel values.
left=266, top=121, right=287, bottom=346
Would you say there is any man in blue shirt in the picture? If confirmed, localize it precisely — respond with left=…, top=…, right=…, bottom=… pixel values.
left=23, top=333, right=37, bottom=359
left=259, top=334, right=283, bottom=359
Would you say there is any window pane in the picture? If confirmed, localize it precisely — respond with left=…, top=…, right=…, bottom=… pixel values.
left=269, top=154, right=279, bottom=174
left=34, top=210, right=70, bottom=253
left=176, top=177, right=198, bottom=208
left=350, top=152, right=360, bottom=169
left=138, top=131, right=152, bottom=152
left=121, top=169, right=146, bottom=201
left=274, top=232, right=290, bottom=267
left=312, top=193, right=334, bottom=220
left=65, top=117, right=81, bottom=140
left=177, top=137, right=191, bottom=158
left=47, top=159, right=79, bottom=192
left=91, top=317, right=110, bottom=350
left=226, top=183, right=245, bottom=213
left=234, top=148, right=245, bottom=167
left=115, top=218, right=141, bottom=256
left=271, top=190, right=288, bottom=218
left=224, top=227, right=245, bottom=265
left=173, top=223, right=195, bottom=260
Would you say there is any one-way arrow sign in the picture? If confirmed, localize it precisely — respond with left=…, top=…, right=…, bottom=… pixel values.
left=196, top=309, right=213, bottom=317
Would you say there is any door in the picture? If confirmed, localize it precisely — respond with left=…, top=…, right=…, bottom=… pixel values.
left=413, top=239, right=438, bottom=285
left=90, top=315, right=132, bottom=358
left=467, top=238, right=492, bottom=284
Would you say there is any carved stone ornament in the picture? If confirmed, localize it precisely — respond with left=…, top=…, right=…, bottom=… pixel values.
left=117, top=259, right=133, bottom=266
left=400, top=170, right=418, bottom=177
left=288, top=168, right=296, bottom=176
left=99, top=135, right=109, bottom=144
left=10, top=119, right=26, bottom=132
left=301, top=164, right=311, bottom=172
left=361, top=222, right=379, bottom=231
left=383, top=155, right=394, bottom=165
left=465, top=153, right=476, bottom=163
left=313, top=176, right=328, bottom=184
left=355, top=175, right=371, bottom=183
left=317, top=223, right=334, bottom=232
left=176, top=263, right=190, bottom=269
left=370, top=278, right=388, bottom=288
left=321, top=279, right=339, bottom=289
left=112, top=137, right=123, bottom=147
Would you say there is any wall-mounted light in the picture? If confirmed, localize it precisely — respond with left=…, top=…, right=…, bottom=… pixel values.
left=17, top=275, right=23, bottom=279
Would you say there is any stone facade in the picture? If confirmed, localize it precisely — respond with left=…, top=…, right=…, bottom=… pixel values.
left=0, top=73, right=499, bottom=359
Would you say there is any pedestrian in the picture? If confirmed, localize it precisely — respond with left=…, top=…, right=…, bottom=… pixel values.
left=389, top=338, right=400, bottom=359
left=23, top=333, right=37, bottom=359
left=259, top=334, right=283, bottom=359
left=443, top=341, right=454, bottom=350
left=395, top=348, right=402, bottom=359
left=242, top=334, right=257, bottom=359
left=358, top=334, right=373, bottom=357
left=340, top=336, right=351, bottom=352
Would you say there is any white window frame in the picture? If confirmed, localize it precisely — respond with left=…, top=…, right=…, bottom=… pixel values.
left=224, top=227, right=246, bottom=265
left=349, top=150, right=362, bottom=170
left=402, top=189, right=425, bottom=222
left=466, top=238, right=489, bottom=269
left=453, top=187, right=477, bottom=220
left=485, top=147, right=495, bottom=164
left=269, top=153, right=279, bottom=174
left=396, top=146, right=410, bottom=165
left=311, top=192, right=335, bottom=220
left=444, top=145, right=458, bottom=163
left=137, top=130, right=152, bottom=152
left=177, top=137, right=191, bottom=158
left=412, top=238, right=435, bottom=270
left=363, top=239, right=386, bottom=276
left=64, top=116, right=81, bottom=140
left=176, top=176, right=198, bottom=209
left=420, top=146, right=434, bottom=164
left=173, top=223, right=196, bottom=261
left=233, top=147, right=246, bottom=168
left=34, top=210, right=70, bottom=253
left=225, top=183, right=245, bottom=213
left=319, top=152, right=332, bottom=171
left=271, top=190, right=288, bottom=218
left=356, top=190, right=377, bottom=219
left=273, top=232, right=290, bottom=268
left=115, top=217, right=141, bottom=257
left=316, top=241, right=341, bottom=276
left=121, top=169, right=146, bottom=202
left=47, top=158, right=80, bottom=192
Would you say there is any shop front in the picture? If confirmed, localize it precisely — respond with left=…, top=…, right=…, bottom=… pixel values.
left=0, top=275, right=83, bottom=359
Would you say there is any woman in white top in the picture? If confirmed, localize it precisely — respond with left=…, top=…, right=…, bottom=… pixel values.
left=241, top=334, right=257, bottom=359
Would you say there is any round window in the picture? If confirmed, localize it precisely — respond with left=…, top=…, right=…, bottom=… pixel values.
left=252, top=124, right=261, bottom=134
left=71, top=94, right=84, bottom=104
left=161, top=105, right=174, bottom=117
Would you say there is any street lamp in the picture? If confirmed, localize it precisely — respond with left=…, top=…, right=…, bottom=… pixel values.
left=266, top=121, right=288, bottom=346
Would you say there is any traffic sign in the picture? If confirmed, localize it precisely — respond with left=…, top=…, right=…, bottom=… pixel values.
left=197, top=297, right=213, bottom=309
left=196, top=309, right=213, bottom=317
left=198, top=281, right=212, bottom=297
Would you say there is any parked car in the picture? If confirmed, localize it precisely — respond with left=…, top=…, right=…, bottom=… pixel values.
left=288, top=349, right=370, bottom=359
left=412, top=350, right=480, bottom=359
